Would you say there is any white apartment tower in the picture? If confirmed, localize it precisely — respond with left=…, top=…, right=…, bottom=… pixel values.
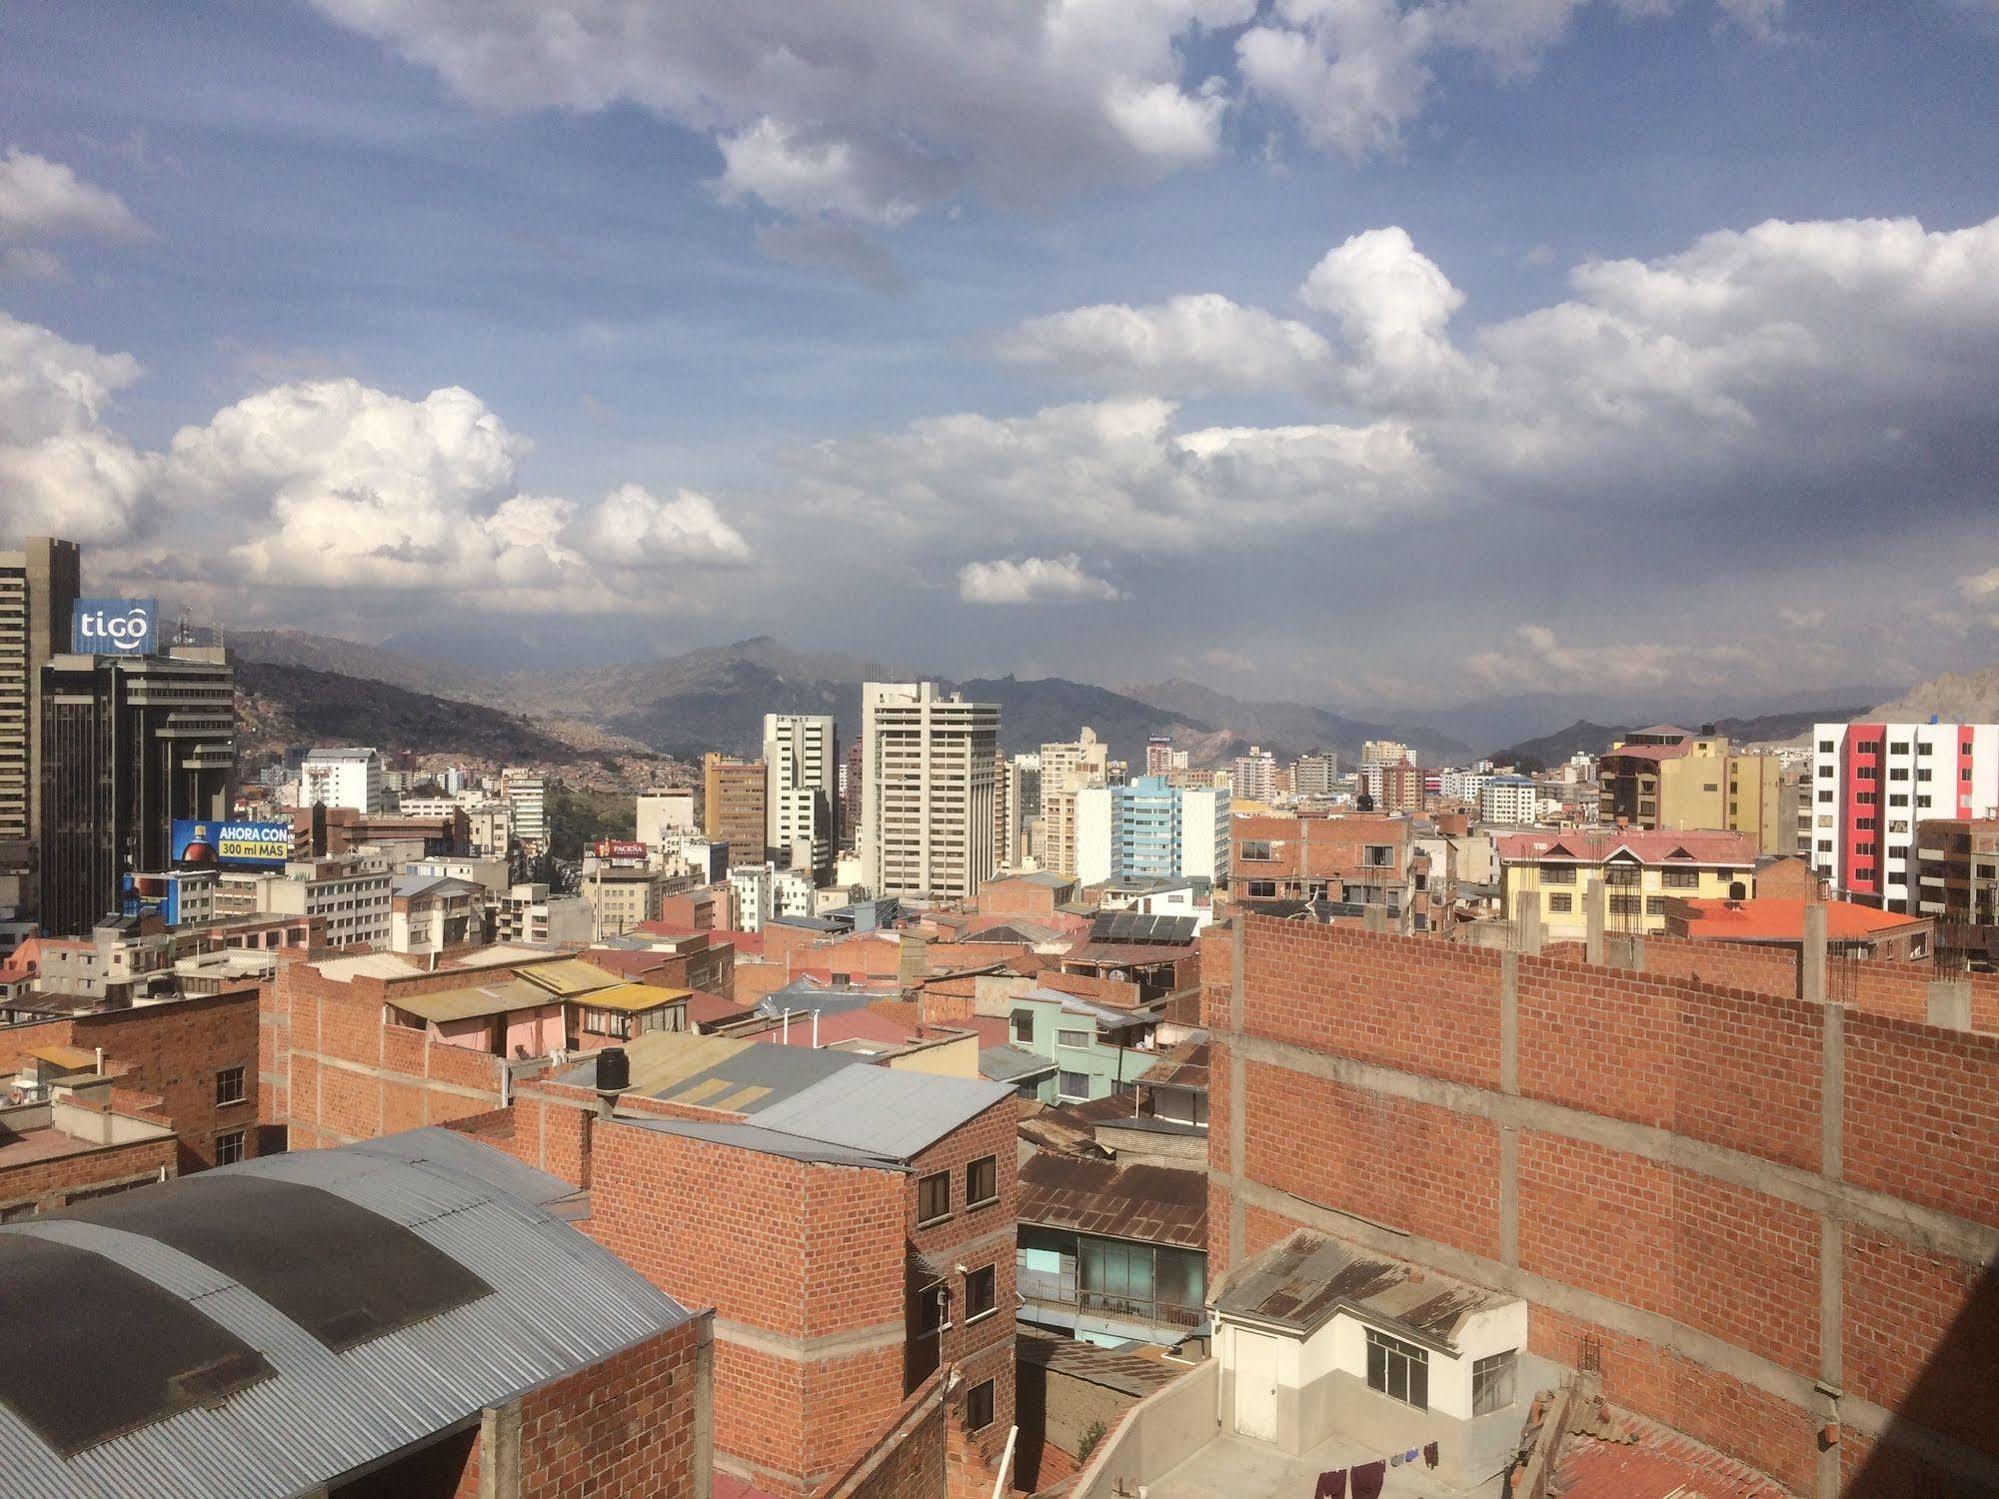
left=1232, top=745, right=1278, bottom=803
left=300, top=747, right=384, bottom=814
left=860, top=682, right=1000, bottom=901
left=1039, top=727, right=1109, bottom=880
left=763, top=713, right=837, bottom=884
left=501, top=768, right=548, bottom=847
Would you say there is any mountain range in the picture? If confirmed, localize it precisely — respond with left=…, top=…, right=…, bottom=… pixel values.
left=222, top=627, right=1963, bottom=773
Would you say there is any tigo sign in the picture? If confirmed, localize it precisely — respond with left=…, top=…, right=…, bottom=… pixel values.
left=72, top=598, right=158, bottom=656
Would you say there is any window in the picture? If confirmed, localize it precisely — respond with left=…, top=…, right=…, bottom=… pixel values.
left=1890, top=742, right=1910, bottom=755
left=1058, top=1070, right=1091, bottom=1101
left=1817, top=790, right=1834, bottom=803
left=1473, top=1351, right=1519, bottom=1416
left=1856, top=792, right=1878, bottom=805
left=1646, top=896, right=1668, bottom=915
left=918, top=1171, right=951, bottom=1225
left=916, top=1282, right=948, bottom=1335
left=1246, top=880, right=1278, bottom=899
left=1609, top=894, right=1642, bottom=915
left=1540, top=865, right=1575, bottom=884
left=966, top=1378, right=996, bottom=1431
left=1239, top=839, right=1274, bottom=862
left=1011, top=1010, right=1033, bottom=1043
left=1889, top=768, right=1908, bottom=781
left=214, top=1130, right=246, bottom=1166
left=1661, top=868, right=1699, bottom=889
left=1546, top=893, right=1572, bottom=913
left=215, top=1066, right=247, bottom=1106
left=1819, top=739, right=1835, bottom=752
left=1057, top=1028, right=1092, bottom=1049
left=1365, top=1328, right=1428, bottom=1410
left=966, top=1265, right=997, bottom=1321
left=1890, top=794, right=1908, bottom=807
left=1856, top=818, right=1877, bottom=832
left=966, top=1155, right=998, bottom=1208
left=1917, top=768, right=1933, bottom=782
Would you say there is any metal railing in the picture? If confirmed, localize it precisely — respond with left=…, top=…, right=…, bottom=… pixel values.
left=1017, top=1267, right=1204, bottom=1330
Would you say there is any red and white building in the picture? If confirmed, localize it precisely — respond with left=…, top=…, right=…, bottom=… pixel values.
left=1810, top=721, right=1999, bottom=912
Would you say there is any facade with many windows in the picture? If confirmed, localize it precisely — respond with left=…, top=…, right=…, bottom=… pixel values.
left=1495, top=828, right=1757, bottom=941
left=1809, top=721, right=1999, bottom=913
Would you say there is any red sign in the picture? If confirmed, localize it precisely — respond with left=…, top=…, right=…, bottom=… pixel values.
left=596, top=840, right=649, bottom=861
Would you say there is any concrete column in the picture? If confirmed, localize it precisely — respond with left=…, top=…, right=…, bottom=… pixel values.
left=1514, top=896, right=1543, bottom=956
left=694, top=1313, right=715, bottom=1499
left=1801, top=902, right=1828, bottom=1006
left=478, top=1400, right=522, bottom=1499
left=1605, top=932, right=1645, bottom=971
left=1363, top=903, right=1388, bottom=934
left=1585, top=879, right=1607, bottom=966
left=1927, top=980, right=1973, bottom=1031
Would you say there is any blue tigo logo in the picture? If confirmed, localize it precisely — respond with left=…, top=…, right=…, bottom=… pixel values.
left=71, top=598, right=157, bottom=655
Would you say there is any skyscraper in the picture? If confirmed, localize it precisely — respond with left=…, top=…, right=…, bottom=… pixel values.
left=763, top=713, right=837, bottom=884
left=859, top=682, right=999, bottom=901
left=0, top=536, right=79, bottom=945
left=1039, top=727, right=1109, bottom=880
left=702, top=752, right=767, bottom=869
left=40, top=643, right=235, bottom=937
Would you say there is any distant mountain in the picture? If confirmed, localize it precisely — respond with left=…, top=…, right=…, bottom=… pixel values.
left=1123, top=678, right=1473, bottom=766
left=230, top=628, right=489, bottom=700
left=956, top=677, right=1202, bottom=764
left=1492, top=707, right=1871, bottom=770
left=234, top=660, right=580, bottom=766
left=1403, top=685, right=1898, bottom=755
left=1869, top=664, right=1999, bottom=724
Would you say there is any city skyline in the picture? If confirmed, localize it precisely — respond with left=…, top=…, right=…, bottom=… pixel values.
left=1, top=3, right=1997, bottom=708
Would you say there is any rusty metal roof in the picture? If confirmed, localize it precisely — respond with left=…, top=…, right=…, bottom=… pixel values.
left=1017, top=1152, right=1207, bottom=1250
left=1015, top=1330, right=1187, bottom=1399
left=1213, top=1229, right=1505, bottom=1349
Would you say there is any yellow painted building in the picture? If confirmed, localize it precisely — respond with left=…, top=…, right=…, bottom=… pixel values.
left=1597, top=725, right=1788, bottom=855
left=1495, top=828, right=1758, bottom=941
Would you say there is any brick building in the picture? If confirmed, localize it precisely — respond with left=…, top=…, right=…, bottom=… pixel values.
left=1204, top=913, right=1999, bottom=1495
left=484, top=1039, right=1019, bottom=1497
left=1231, top=813, right=1426, bottom=927
left=0, top=1067, right=177, bottom=1217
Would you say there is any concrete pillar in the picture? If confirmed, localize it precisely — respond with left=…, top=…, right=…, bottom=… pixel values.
left=478, top=1400, right=522, bottom=1499
left=1514, top=895, right=1543, bottom=956
left=1585, top=879, right=1607, bottom=966
left=693, top=1313, right=715, bottom=1499
left=1927, top=979, right=1973, bottom=1031
left=1605, top=932, right=1644, bottom=972
left=1363, top=903, right=1388, bottom=934
left=1801, top=902, right=1828, bottom=1006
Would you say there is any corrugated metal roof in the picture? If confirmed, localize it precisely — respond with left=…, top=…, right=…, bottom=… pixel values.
left=1018, top=1153, right=1207, bottom=1249
left=513, top=959, right=625, bottom=998
left=751, top=1067, right=1013, bottom=1161
left=980, top=1045, right=1056, bottom=1083
left=389, top=984, right=555, bottom=1025
left=0, top=1127, right=688, bottom=1499
left=1213, top=1229, right=1503, bottom=1349
left=576, top=981, right=691, bottom=1013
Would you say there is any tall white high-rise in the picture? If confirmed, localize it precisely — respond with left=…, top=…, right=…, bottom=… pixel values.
left=1039, top=727, right=1109, bottom=880
left=763, top=713, right=837, bottom=884
left=301, top=746, right=384, bottom=814
left=860, top=682, right=1000, bottom=901
left=501, top=768, right=547, bottom=847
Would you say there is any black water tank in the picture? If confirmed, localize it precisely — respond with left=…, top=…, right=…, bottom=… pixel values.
left=596, top=1047, right=630, bottom=1092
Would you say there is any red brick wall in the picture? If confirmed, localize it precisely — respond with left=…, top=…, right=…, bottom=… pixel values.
left=1222, top=915, right=1998, bottom=1493
left=813, top=1371, right=948, bottom=1499
left=0, top=1132, right=177, bottom=1215
left=515, top=1317, right=708, bottom=1499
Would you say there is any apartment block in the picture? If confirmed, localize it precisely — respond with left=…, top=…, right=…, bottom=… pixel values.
left=1495, top=827, right=1757, bottom=941
left=860, top=682, right=999, bottom=902
left=501, top=766, right=548, bottom=846
left=1811, top=721, right=1999, bottom=913
left=299, top=745, right=383, bottom=813
left=1039, top=728, right=1108, bottom=881
left=0, top=537, right=78, bottom=947
left=213, top=853, right=393, bottom=950
left=1231, top=745, right=1277, bottom=804
left=704, top=751, right=768, bottom=868
left=764, top=713, right=837, bottom=883
left=1599, top=724, right=1789, bottom=854
left=1074, top=774, right=1231, bottom=888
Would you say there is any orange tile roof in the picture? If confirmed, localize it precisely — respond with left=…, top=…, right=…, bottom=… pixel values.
left=1679, top=897, right=1926, bottom=943
left=1495, top=828, right=1757, bottom=865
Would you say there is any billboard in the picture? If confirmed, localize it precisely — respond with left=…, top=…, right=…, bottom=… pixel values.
left=172, top=818, right=294, bottom=871
left=71, top=598, right=158, bottom=656
left=595, top=839, right=650, bottom=865
left=122, top=873, right=183, bottom=926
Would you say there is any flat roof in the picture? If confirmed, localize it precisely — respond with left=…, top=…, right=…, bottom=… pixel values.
left=1214, top=1229, right=1507, bottom=1350
left=577, top=981, right=691, bottom=1013
left=314, top=952, right=420, bottom=982
left=389, top=984, right=557, bottom=1025
left=750, top=1067, right=1014, bottom=1161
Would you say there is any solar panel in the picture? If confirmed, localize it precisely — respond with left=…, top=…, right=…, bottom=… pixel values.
left=1088, top=911, right=1199, bottom=945
left=0, top=1234, right=273, bottom=1455
left=54, top=1176, right=493, bottom=1351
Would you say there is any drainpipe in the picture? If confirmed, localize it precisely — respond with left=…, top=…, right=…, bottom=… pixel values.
left=990, top=1426, right=1018, bottom=1499
left=812, top=1009, right=820, bottom=1048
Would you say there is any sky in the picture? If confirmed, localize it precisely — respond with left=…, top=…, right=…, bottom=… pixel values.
left=1, top=0, right=1997, bottom=712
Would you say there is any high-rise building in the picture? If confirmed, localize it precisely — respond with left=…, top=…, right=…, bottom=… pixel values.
left=1231, top=745, right=1278, bottom=804
left=1144, top=736, right=1182, bottom=777
left=1810, top=721, right=1999, bottom=913
left=635, top=788, right=696, bottom=846
left=839, top=740, right=863, bottom=851
left=500, top=768, right=547, bottom=847
left=1377, top=759, right=1426, bottom=816
left=1003, top=752, right=1041, bottom=870
left=762, top=713, right=836, bottom=884
left=1039, top=728, right=1108, bottom=880
left=1291, top=751, right=1340, bottom=798
left=0, top=536, right=79, bottom=946
left=1361, top=739, right=1411, bottom=766
left=40, top=644, right=235, bottom=937
left=702, top=752, right=767, bottom=868
left=859, top=682, right=999, bottom=901
left=1074, top=775, right=1231, bottom=888
left=300, top=746, right=384, bottom=813
left=1598, top=726, right=1789, bottom=854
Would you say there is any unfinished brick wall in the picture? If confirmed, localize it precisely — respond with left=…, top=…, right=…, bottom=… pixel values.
left=514, top=1316, right=710, bottom=1498
left=813, top=1371, right=949, bottom=1499
left=1214, top=915, right=1999, bottom=1496
left=0, top=1132, right=177, bottom=1215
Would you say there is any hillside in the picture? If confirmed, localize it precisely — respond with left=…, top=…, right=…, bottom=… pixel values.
left=230, top=628, right=488, bottom=699
left=1492, top=707, right=1870, bottom=769
left=1869, top=664, right=1999, bottom=724
left=1123, top=678, right=1473, bottom=766
left=234, top=660, right=590, bottom=768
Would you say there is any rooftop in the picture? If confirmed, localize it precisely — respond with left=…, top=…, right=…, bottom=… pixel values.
left=749, top=1065, right=1014, bottom=1160
left=0, top=1128, right=686, bottom=1498
left=1493, top=828, right=1758, bottom=866
left=1214, top=1229, right=1507, bottom=1349
left=1018, top=1153, right=1207, bottom=1250
left=1674, top=896, right=1928, bottom=944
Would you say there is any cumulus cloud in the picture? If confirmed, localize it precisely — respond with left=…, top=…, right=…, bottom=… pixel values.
left=789, top=396, right=1437, bottom=551
left=311, top=0, right=1253, bottom=225
left=1238, top=0, right=1780, bottom=159
left=158, top=379, right=752, bottom=598
left=1961, top=569, right=1999, bottom=603
left=1464, top=622, right=1762, bottom=696
left=1299, top=226, right=1469, bottom=399
left=959, top=554, right=1127, bottom=605
left=993, top=294, right=1332, bottom=394
left=0, top=148, right=147, bottom=244
left=0, top=312, right=154, bottom=543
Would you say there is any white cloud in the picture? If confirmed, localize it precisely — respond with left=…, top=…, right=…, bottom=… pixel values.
left=1778, top=605, right=1826, bottom=630
left=311, top=0, right=1254, bottom=224
left=1299, top=225, right=1469, bottom=399
left=0, top=312, right=154, bottom=543
left=573, top=483, right=751, bottom=566
left=993, top=294, right=1332, bottom=393
left=1960, top=569, right=1999, bottom=603
left=1238, top=0, right=1779, bottom=159
left=0, top=148, right=147, bottom=244
left=958, top=554, right=1126, bottom=605
left=789, top=396, right=1438, bottom=551
left=1465, top=622, right=1760, bottom=695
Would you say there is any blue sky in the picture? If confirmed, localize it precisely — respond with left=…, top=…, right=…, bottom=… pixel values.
left=2, top=0, right=1997, bottom=710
